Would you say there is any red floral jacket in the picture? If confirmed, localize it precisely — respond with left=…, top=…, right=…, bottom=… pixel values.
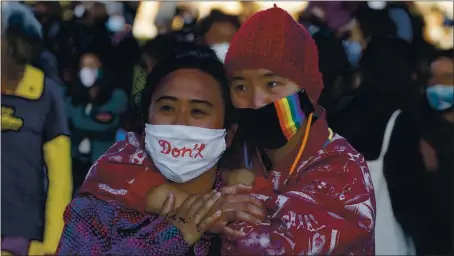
left=222, top=133, right=376, bottom=255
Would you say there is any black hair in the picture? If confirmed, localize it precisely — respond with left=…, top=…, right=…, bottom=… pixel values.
left=194, top=9, right=241, bottom=43
left=2, top=3, right=43, bottom=65
left=359, top=35, right=414, bottom=91
left=4, top=26, right=42, bottom=65
left=132, top=34, right=187, bottom=107
left=354, top=2, right=397, bottom=40
left=140, top=34, right=178, bottom=64
left=139, top=42, right=234, bottom=130
left=431, top=48, right=454, bottom=63
left=358, top=35, right=421, bottom=112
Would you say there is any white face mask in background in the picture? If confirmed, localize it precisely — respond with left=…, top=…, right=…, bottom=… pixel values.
left=211, top=42, right=230, bottom=63
left=144, top=124, right=226, bottom=183
left=79, top=67, right=98, bottom=87
left=78, top=138, right=91, bottom=154
left=367, top=1, right=387, bottom=10
left=106, top=15, right=125, bottom=33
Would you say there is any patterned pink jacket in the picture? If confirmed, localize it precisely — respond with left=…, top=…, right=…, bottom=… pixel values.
left=221, top=113, right=376, bottom=255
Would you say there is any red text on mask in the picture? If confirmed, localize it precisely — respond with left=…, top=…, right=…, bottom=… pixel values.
left=159, top=140, right=206, bottom=159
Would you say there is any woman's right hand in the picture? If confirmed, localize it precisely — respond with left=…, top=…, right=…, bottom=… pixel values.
left=160, top=191, right=223, bottom=246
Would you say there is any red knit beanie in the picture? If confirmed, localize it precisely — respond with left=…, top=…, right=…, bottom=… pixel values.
left=225, top=5, right=323, bottom=104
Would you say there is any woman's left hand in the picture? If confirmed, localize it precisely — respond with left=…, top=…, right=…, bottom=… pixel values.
left=206, top=184, right=266, bottom=237
left=160, top=192, right=223, bottom=245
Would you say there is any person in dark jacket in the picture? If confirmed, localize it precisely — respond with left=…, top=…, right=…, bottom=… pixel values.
left=419, top=49, right=453, bottom=255
left=328, top=35, right=431, bottom=254
left=66, top=50, right=128, bottom=191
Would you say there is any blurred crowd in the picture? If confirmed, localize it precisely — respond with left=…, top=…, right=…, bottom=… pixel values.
left=1, top=1, right=453, bottom=255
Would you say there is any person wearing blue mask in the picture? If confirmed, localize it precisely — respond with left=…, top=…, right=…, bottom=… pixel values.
left=419, top=49, right=453, bottom=255
left=329, top=36, right=433, bottom=255
left=426, top=83, right=454, bottom=111
left=426, top=51, right=454, bottom=114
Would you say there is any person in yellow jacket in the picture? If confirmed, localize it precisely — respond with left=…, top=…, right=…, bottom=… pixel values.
left=1, top=3, right=72, bottom=255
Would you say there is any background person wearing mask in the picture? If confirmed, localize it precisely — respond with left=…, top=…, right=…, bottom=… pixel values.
left=70, top=2, right=111, bottom=55
left=419, top=49, right=453, bottom=255
left=194, top=10, right=241, bottom=62
left=66, top=51, right=127, bottom=191
left=298, top=7, right=351, bottom=112
left=104, top=1, right=141, bottom=98
left=1, top=3, right=72, bottom=255
left=221, top=6, right=375, bottom=255
left=328, top=36, right=430, bottom=255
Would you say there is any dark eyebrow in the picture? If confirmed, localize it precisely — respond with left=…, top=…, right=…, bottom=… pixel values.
left=156, top=96, right=213, bottom=108
left=190, top=99, right=214, bottom=108
left=155, top=96, right=178, bottom=102
left=262, top=72, right=279, bottom=78
left=231, top=76, right=245, bottom=81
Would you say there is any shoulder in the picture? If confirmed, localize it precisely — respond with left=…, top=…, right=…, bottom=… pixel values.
left=389, top=110, right=422, bottom=146
left=304, top=134, right=369, bottom=173
left=111, top=89, right=128, bottom=100
left=64, top=195, right=117, bottom=224
left=66, top=194, right=151, bottom=232
left=297, top=134, right=374, bottom=194
left=393, top=110, right=420, bottom=132
left=43, top=77, right=65, bottom=102
left=102, top=89, right=128, bottom=111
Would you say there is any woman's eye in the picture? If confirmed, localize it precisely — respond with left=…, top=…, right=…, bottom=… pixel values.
left=266, top=81, right=279, bottom=88
left=235, top=84, right=247, bottom=92
left=160, top=105, right=173, bottom=112
left=191, top=109, right=206, bottom=115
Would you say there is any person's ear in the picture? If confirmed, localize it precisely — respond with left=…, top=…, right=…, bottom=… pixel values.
left=225, top=123, right=238, bottom=149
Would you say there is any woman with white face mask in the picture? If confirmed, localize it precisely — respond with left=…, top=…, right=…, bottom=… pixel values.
left=65, top=52, right=128, bottom=191
left=57, top=43, right=265, bottom=255
left=195, top=10, right=240, bottom=63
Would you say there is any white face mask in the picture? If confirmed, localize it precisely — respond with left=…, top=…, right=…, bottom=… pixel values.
left=79, top=67, right=98, bottom=87
left=106, top=15, right=125, bottom=33
left=145, top=124, right=226, bottom=183
left=211, top=42, right=230, bottom=63
left=367, top=1, right=387, bottom=10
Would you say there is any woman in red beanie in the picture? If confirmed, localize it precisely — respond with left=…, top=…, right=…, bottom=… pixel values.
left=222, top=5, right=376, bottom=255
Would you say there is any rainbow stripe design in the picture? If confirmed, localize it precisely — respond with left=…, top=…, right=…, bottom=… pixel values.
left=274, top=93, right=306, bottom=139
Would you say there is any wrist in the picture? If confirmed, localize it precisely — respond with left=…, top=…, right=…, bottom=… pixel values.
left=158, top=223, right=193, bottom=254
left=171, top=220, right=198, bottom=246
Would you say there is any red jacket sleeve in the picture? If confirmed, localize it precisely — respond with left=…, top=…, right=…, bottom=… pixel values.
left=80, top=140, right=166, bottom=213
left=222, top=153, right=376, bottom=255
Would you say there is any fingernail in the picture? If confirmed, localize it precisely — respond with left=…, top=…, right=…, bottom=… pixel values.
left=168, top=192, right=173, bottom=199
left=215, top=192, right=221, bottom=197
left=215, top=210, right=222, bottom=216
left=239, top=231, right=246, bottom=236
left=212, top=189, right=217, bottom=193
left=256, top=219, right=261, bottom=224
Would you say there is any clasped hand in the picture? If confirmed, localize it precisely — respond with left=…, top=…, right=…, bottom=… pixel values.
left=160, top=184, right=266, bottom=245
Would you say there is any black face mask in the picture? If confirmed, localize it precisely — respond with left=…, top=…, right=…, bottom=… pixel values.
left=237, top=90, right=315, bottom=149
